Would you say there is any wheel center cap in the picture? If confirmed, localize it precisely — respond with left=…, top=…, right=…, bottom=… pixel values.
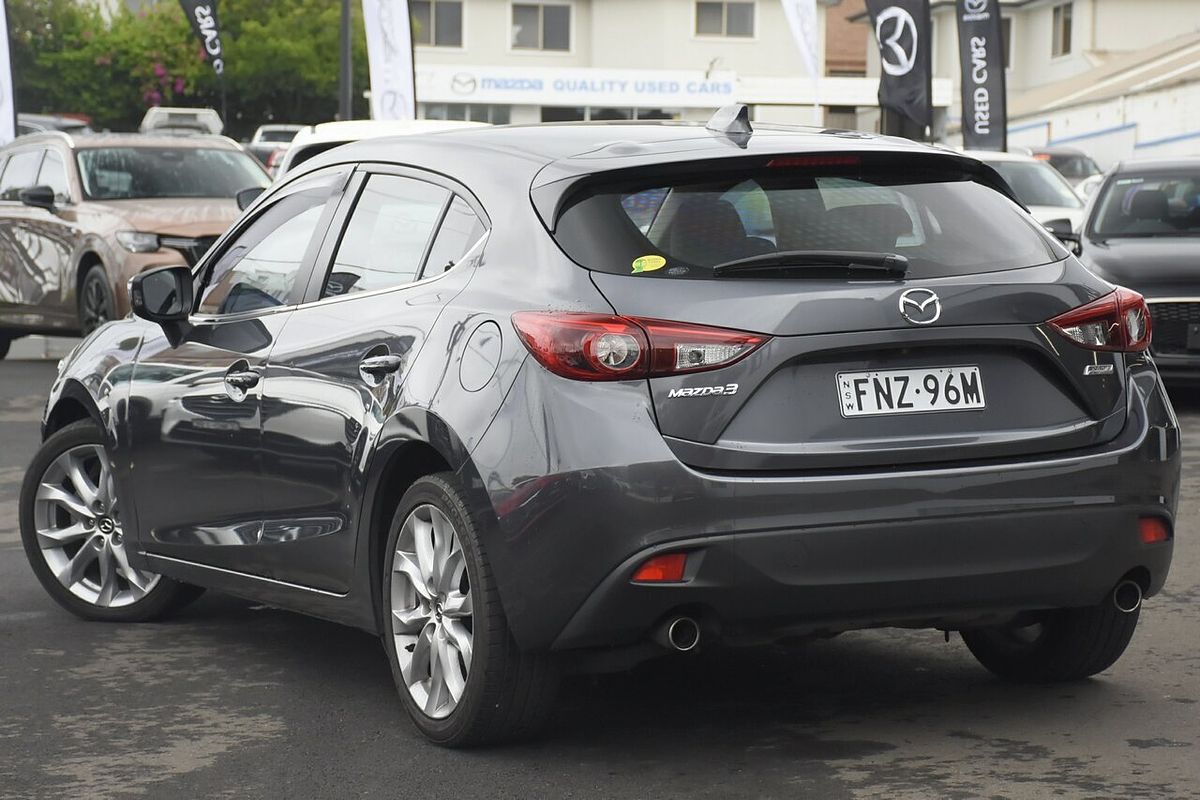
left=97, top=517, right=116, bottom=535
left=434, top=599, right=443, bottom=620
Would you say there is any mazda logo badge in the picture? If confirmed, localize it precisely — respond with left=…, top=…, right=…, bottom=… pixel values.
left=898, top=288, right=941, bottom=325
left=97, top=517, right=115, bottom=534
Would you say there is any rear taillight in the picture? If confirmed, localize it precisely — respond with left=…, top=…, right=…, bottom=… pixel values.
left=1047, top=287, right=1152, bottom=352
left=511, top=312, right=767, bottom=381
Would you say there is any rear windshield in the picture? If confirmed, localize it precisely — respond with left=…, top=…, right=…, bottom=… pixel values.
left=553, top=167, right=1062, bottom=279
left=76, top=147, right=269, bottom=201
left=1091, top=171, right=1200, bottom=238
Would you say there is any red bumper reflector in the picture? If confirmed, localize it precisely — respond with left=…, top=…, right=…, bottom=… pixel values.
left=1139, top=517, right=1171, bottom=544
left=632, top=553, right=688, bottom=583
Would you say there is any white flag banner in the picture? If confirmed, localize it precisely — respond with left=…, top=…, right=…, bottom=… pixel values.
left=362, top=0, right=416, bottom=120
left=0, top=2, right=15, bottom=144
left=780, top=0, right=820, bottom=81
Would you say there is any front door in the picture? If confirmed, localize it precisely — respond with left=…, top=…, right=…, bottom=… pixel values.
left=126, top=168, right=349, bottom=574
left=256, top=169, right=489, bottom=592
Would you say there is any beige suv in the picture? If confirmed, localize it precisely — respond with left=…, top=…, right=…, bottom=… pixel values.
left=0, top=132, right=269, bottom=358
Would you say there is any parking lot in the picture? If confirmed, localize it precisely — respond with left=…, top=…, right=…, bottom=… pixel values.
left=1, top=357, right=1198, bottom=800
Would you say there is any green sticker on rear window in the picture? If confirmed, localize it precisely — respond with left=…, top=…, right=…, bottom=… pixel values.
left=632, top=255, right=666, bottom=273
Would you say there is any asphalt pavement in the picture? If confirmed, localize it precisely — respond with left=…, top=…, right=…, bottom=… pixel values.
left=2, top=358, right=1198, bottom=799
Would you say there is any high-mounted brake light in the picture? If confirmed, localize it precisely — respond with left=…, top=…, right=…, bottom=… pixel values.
left=767, top=154, right=861, bottom=169
left=1047, top=287, right=1152, bottom=353
left=511, top=312, right=767, bottom=381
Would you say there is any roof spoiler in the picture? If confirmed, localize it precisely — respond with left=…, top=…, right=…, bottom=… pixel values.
left=706, top=104, right=752, bottom=147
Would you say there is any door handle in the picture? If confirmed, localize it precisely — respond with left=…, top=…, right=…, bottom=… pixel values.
left=359, top=354, right=403, bottom=377
left=224, top=370, right=261, bottom=390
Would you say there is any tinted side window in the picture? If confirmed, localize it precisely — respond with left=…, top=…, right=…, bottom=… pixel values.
left=198, top=182, right=336, bottom=315
left=422, top=196, right=485, bottom=276
left=322, top=174, right=448, bottom=298
left=37, top=150, right=72, bottom=204
left=0, top=151, right=43, bottom=201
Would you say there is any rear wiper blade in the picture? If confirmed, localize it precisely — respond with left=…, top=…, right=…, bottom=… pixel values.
left=712, top=250, right=909, bottom=277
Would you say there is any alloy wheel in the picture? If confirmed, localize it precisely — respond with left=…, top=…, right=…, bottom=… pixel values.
left=81, top=277, right=110, bottom=334
left=390, top=503, right=474, bottom=720
left=32, top=444, right=160, bottom=607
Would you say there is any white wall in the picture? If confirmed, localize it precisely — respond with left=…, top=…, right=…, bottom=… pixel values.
left=416, top=0, right=822, bottom=79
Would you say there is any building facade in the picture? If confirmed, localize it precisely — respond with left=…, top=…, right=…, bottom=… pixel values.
left=410, top=0, right=949, bottom=126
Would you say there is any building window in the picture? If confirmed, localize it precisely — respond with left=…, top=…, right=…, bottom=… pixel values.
left=696, top=2, right=754, bottom=38
left=422, top=103, right=511, bottom=124
left=1001, top=17, right=1011, bottom=68
left=412, top=1, right=463, bottom=47
left=541, top=107, right=679, bottom=122
left=1051, top=3, right=1072, bottom=57
left=512, top=3, right=571, bottom=51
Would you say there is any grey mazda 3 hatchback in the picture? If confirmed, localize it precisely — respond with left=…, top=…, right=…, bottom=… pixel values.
left=20, top=109, right=1179, bottom=746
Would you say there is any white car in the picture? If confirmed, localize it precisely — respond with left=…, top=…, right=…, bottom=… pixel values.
left=274, top=119, right=487, bottom=177
left=139, top=106, right=223, bottom=136
left=966, top=150, right=1086, bottom=232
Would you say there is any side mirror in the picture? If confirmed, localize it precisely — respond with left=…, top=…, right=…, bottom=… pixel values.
left=19, top=185, right=56, bottom=211
left=1043, top=219, right=1083, bottom=256
left=130, top=266, right=193, bottom=346
left=236, top=186, right=265, bottom=211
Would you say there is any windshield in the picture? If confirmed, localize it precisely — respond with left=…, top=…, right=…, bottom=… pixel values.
left=1091, top=171, right=1200, bottom=238
left=987, top=161, right=1082, bottom=208
left=553, top=167, right=1062, bottom=280
left=76, top=147, right=269, bottom=201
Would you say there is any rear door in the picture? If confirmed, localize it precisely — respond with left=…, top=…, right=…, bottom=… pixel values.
left=550, top=157, right=1126, bottom=471
left=255, top=167, right=487, bottom=592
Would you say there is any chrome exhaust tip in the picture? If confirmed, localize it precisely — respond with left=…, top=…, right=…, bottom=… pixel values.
left=656, top=616, right=701, bottom=652
left=1113, top=580, right=1143, bottom=614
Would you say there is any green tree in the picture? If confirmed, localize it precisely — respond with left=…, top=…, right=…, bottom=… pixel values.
left=10, top=0, right=372, bottom=138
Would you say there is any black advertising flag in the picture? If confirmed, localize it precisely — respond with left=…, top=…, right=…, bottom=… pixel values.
left=865, top=0, right=932, bottom=134
left=178, top=1, right=225, bottom=76
left=956, top=0, right=1007, bottom=150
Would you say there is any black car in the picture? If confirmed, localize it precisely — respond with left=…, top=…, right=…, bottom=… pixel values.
left=20, top=109, right=1178, bottom=746
left=1073, top=156, right=1200, bottom=381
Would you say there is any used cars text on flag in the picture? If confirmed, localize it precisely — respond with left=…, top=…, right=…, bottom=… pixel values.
left=955, top=0, right=1007, bottom=151
left=362, top=0, right=416, bottom=120
left=865, top=0, right=932, bottom=136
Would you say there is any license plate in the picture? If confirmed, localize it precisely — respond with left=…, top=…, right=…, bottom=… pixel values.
left=836, top=366, right=985, bottom=418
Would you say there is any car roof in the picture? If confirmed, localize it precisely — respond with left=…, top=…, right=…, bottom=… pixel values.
left=326, top=120, right=957, bottom=173
left=5, top=132, right=245, bottom=151
left=1113, top=155, right=1200, bottom=173
left=292, top=120, right=1020, bottom=222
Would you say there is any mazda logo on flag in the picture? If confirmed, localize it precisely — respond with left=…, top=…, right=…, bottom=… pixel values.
left=875, top=7, right=919, bottom=76
left=866, top=0, right=932, bottom=131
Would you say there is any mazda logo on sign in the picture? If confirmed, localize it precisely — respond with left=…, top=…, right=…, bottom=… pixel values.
left=964, top=0, right=989, bottom=13
left=875, top=6, right=919, bottom=76
left=450, top=73, right=478, bottom=95
left=898, top=288, right=941, bottom=325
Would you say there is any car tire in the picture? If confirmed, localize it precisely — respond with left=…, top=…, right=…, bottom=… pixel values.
left=78, top=263, right=116, bottom=335
left=19, top=419, right=204, bottom=622
left=381, top=473, right=559, bottom=747
left=961, top=601, right=1140, bottom=683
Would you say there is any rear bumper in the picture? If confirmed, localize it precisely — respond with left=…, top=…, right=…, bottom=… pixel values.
left=552, top=507, right=1173, bottom=650
left=469, top=362, right=1180, bottom=652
